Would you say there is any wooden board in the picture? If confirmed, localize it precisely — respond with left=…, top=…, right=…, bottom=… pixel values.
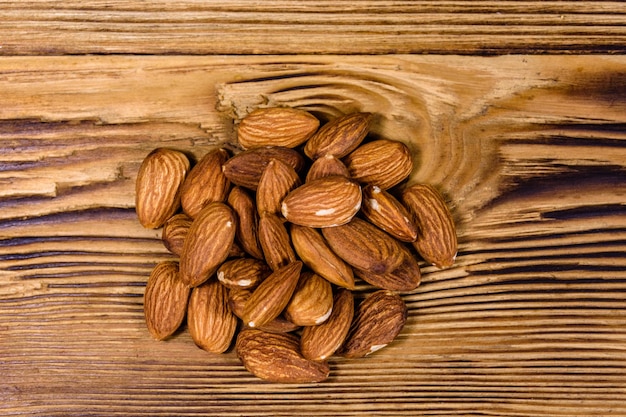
left=1, top=1, right=625, bottom=55
left=1, top=54, right=625, bottom=416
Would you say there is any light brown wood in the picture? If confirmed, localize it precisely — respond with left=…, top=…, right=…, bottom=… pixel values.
left=1, top=1, right=625, bottom=55
left=1, top=54, right=625, bottom=416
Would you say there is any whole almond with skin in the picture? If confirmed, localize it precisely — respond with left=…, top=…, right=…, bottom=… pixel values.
left=361, top=184, right=418, bottom=242
left=258, top=212, right=297, bottom=271
left=180, top=148, right=230, bottom=218
left=222, top=146, right=305, bottom=190
left=228, top=288, right=299, bottom=333
left=281, top=175, right=362, bottom=228
left=344, top=139, right=413, bottom=190
left=338, top=290, right=407, bottom=358
left=237, top=107, right=320, bottom=150
left=256, top=158, right=301, bottom=215
left=143, top=261, right=190, bottom=341
left=322, top=217, right=405, bottom=275
left=353, top=244, right=421, bottom=292
left=227, top=186, right=264, bottom=260
left=301, top=288, right=354, bottom=361
left=179, top=202, right=237, bottom=287
left=305, top=154, right=350, bottom=182
left=290, top=224, right=355, bottom=290
left=401, top=183, right=458, bottom=269
left=284, top=271, right=334, bottom=326
left=304, top=112, right=372, bottom=160
left=161, top=213, right=192, bottom=256
left=217, top=258, right=271, bottom=290
left=187, top=280, right=238, bottom=354
left=236, top=329, right=330, bottom=383
left=242, top=261, right=302, bottom=329
left=135, top=148, right=190, bottom=229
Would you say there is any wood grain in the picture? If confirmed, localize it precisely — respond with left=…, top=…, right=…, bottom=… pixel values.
left=1, top=55, right=625, bottom=416
left=1, top=1, right=625, bottom=55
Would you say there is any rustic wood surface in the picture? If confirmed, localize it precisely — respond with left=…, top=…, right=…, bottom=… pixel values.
left=2, top=1, right=626, bottom=55
left=1, top=2, right=626, bottom=416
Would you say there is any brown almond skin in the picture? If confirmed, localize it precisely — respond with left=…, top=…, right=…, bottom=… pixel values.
left=321, top=217, right=405, bottom=275
left=222, top=146, right=305, bottom=190
left=338, top=290, right=407, bottom=358
left=256, top=158, right=301, bottom=215
left=227, top=186, right=264, bottom=260
left=361, top=184, right=418, bottom=242
left=304, top=112, right=372, bottom=160
left=179, top=202, right=237, bottom=287
left=353, top=245, right=421, bottom=292
left=217, top=258, right=271, bottom=290
left=161, top=213, right=192, bottom=256
left=236, top=329, right=330, bottom=383
left=143, top=261, right=190, bottom=341
left=281, top=175, right=362, bottom=228
left=228, top=288, right=299, bottom=333
left=227, top=287, right=250, bottom=319
left=343, top=139, right=413, bottom=190
left=242, top=261, right=303, bottom=329
left=135, top=148, right=190, bottom=229
left=256, top=316, right=301, bottom=334
left=401, top=183, right=458, bottom=269
left=305, top=154, right=350, bottom=182
left=258, top=212, right=297, bottom=271
left=290, top=224, right=355, bottom=290
left=301, top=288, right=354, bottom=361
left=187, top=280, right=238, bottom=354
left=284, top=271, right=334, bottom=326
left=180, top=148, right=231, bottom=219
left=237, top=107, right=320, bottom=150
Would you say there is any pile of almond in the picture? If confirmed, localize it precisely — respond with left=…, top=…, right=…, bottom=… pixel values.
left=136, top=107, right=457, bottom=383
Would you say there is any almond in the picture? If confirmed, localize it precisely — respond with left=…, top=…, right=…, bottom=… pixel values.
left=258, top=212, right=297, bottom=271
left=227, top=287, right=250, bottom=319
left=290, top=224, right=355, bottom=290
left=304, top=112, right=372, bottom=160
left=222, top=146, right=305, bottom=190
left=227, top=241, right=247, bottom=258
left=236, top=329, right=330, bottom=383
left=338, top=290, right=407, bottom=358
left=256, top=158, right=301, bottom=215
left=217, top=258, right=271, bottom=290
left=135, top=148, right=190, bottom=229
left=256, top=315, right=301, bottom=334
left=344, top=139, right=413, bottom=190
left=161, top=213, right=192, bottom=256
left=180, top=148, right=231, bottom=218
left=281, top=175, right=362, bottom=228
left=143, top=261, right=190, bottom=341
left=353, top=245, right=421, bottom=292
left=361, top=184, right=418, bottom=242
left=242, top=261, right=302, bottom=329
left=187, top=280, right=238, bottom=354
left=179, top=202, right=237, bottom=287
left=228, top=288, right=299, bottom=333
left=301, top=288, right=354, bottom=361
left=321, top=217, right=405, bottom=275
left=401, top=183, right=457, bottom=269
left=305, top=154, right=350, bottom=182
left=227, top=186, right=264, bottom=260
left=237, top=107, right=320, bottom=149
left=284, top=271, right=334, bottom=326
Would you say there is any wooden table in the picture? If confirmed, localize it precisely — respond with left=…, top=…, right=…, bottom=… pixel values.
left=1, top=2, right=625, bottom=416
